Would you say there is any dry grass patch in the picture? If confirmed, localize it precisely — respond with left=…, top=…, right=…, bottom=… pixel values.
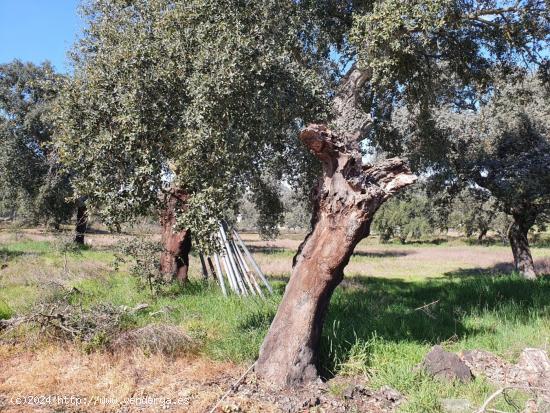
left=0, top=344, right=250, bottom=412
left=111, top=324, right=198, bottom=356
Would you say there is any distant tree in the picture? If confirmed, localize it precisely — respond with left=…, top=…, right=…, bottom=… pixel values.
left=449, top=187, right=512, bottom=242
left=388, top=76, right=550, bottom=278
left=0, top=60, right=85, bottom=240
left=281, top=187, right=310, bottom=232
left=237, top=184, right=310, bottom=234
left=235, top=197, right=260, bottom=232
left=465, top=79, right=549, bottom=277
left=373, top=186, right=434, bottom=243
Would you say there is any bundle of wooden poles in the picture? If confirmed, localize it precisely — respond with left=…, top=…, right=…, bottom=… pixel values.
left=198, top=222, right=273, bottom=298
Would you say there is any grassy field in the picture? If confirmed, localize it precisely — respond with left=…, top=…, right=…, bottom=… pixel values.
left=0, top=228, right=549, bottom=412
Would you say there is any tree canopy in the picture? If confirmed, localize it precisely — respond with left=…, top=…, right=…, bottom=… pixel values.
left=0, top=60, right=73, bottom=227
left=54, top=0, right=550, bottom=245
left=54, top=0, right=338, bottom=241
left=385, top=74, right=550, bottom=276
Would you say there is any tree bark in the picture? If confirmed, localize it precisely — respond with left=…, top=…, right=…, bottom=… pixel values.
left=255, top=124, right=416, bottom=386
left=255, top=65, right=416, bottom=386
left=159, top=189, right=191, bottom=283
left=477, top=228, right=488, bottom=242
left=508, top=212, right=537, bottom=279
left=73, top=202, right=88, bottom=245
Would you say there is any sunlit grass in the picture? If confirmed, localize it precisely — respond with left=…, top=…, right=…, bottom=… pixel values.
left=1, top=233, right=549, bottom=412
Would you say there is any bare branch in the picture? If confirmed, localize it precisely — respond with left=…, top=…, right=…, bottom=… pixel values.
left=476, top=386, right=550, bottom=413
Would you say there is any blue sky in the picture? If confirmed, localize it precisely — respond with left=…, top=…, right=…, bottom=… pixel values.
left=0, top=1, right=81, bottom=72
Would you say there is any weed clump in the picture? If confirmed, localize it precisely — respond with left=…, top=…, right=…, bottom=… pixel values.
left=33, top=299, right=126, bottom=352
left=114, top=238, right=165, bottom=294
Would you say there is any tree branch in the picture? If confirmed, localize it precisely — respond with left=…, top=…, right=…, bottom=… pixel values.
left=299, top=124, right=416, bottom=197
left=331, top=64, right=373, bottom=141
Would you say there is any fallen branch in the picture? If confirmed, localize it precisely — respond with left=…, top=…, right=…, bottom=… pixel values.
left=476, top=386, right=550, bottom=413
left=0, top=316, right=27, bottom=331
left=413, top=299, right=439, bottom=319
left=207, top=362, right=256, bottom=413
left=413, top=300, right=440, bottom=312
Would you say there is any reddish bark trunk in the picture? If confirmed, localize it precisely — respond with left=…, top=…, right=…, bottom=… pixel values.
left=160, top=189, right=191, bottom=283
left=508, top=213, right=537, bottom=280
left=255, top=124, right=416, bottom=386
left=73, top=203, right=88, bottom=245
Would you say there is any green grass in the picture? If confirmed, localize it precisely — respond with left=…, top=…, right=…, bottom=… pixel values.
left=0, top=299, right=13, bottom=320
left=320, top=276, right=549, bottom=412
left=1, top=235, right=549, bottom=412
left=67, top=274, right=281, bottom=361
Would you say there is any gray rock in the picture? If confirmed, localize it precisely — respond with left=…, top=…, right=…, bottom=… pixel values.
left=378, top=386, right=403, bottom=402
left=460, top=349, right=511, bottom=384
left=419, top=345, right=473, bottom=382
left=537, top=400, right=550, bottom=413
left=440, top=398, right=473, bottom=413
left=510, top=348, right=550, bottom=389
left=461, top=347, right=550, bottom=392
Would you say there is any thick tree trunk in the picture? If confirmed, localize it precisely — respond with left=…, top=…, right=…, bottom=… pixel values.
left=255, top=124, right=416, bottom=386
left=508, top=213, right=537, bottom=279
left=159, top=189, right=191, bottom=283
left=73, top=202, right=88, bottom=245
left=256, top=65, right=416, bottom=386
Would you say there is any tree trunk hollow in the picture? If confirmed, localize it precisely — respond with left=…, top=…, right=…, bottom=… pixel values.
left=255, top=124, right=416, bottom=387
left=160, top=189, right=191, bottom=283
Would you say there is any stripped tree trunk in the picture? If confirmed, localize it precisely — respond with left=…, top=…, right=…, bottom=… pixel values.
left=160, top=189, right=191, bottom=283
left=508, top=212, right=537, bottom=280
left=73, top=200, right=88, bottom=245
left=255, top=66, right=417, bottom=387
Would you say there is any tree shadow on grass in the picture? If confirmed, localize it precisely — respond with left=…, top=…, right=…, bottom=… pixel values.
left=231, top=269, right=549, bottom=377
left=444, top=262, right=515, bottom=277
left=445, top=260, right=550, bottom=278
left=319, top=274, right=550, bottom=378
left=351, top=250, right=412, bottom=258
left=383, top=238, right=449, bottom=246
left=0, top=248, right=25, bottom=264
left=246, top=245, right=293, bottom=255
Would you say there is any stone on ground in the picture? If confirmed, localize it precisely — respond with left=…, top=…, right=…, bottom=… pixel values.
left=440, top=398, right=473, bottom=413
left=418, top=345, right=473, bottom=382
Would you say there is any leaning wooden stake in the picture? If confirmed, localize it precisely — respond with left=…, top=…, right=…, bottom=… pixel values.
left=199, top=253, right=209, bottom=279
left=233, top=229, right=273, bottom=293
left=229, top=239, right=257, bottom=296
left=207, top=256, right=216, bottom=280
left=233, top=238, right=264, bottom=297
left=212, top=254, right=227, bottom=297
left=201, top=225, right=270, bottom=298
left=221, top=250, right=239, bottom=295
left=217, top=231, right=240, bottom=295
left=220, top=225, right=249, bottom=295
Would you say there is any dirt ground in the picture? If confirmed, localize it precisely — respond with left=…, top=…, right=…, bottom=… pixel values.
left=3, top=228, right=549, bottom=280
